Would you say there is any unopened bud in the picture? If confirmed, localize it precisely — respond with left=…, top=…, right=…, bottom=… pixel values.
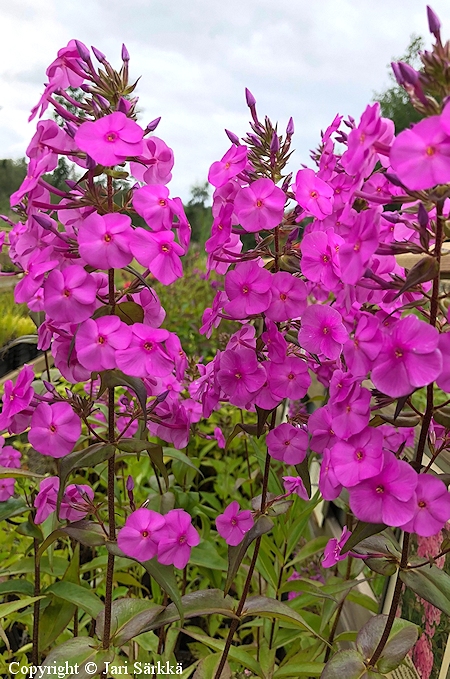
left=225, top=129, right=240, bottom=145
left=145, top=117, right=161, bottom=133
left=126, top=475, right=134, bottom=491
left=270, top=132, right=280, bottom=154
left=64, top=122, right=77, bottom=138
left=91, top=46, right=106, bottom=63
left=245, top=87, right=256, bottom=108
left=96, top=94, right=110, bottom=109
left=286, top=117, right=294, bottom=136
left=398, top=61, right=419, bottom=86
left=417, top=202, right=429, bottom=229
left=427, top=6, right=441, bottom=39
left=391, top=62, right=405, bottom=86
left=121, top=43, right=130, bottom=62
left=42, top=380, right=56, bottom=392
left=156, top=390, right=169, bottom=403
left=65, top=180, right=78, bottom=190
left=33, top=214, right=54, bottom=230
left=85, top=155, right=97, bottom=170
left=75, top=40, right=91, bottom=63
left=117, top=97, right=131, bottom=114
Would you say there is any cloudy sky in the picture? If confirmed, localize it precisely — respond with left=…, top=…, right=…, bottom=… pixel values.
left=1, top=0, right=449, bottom=202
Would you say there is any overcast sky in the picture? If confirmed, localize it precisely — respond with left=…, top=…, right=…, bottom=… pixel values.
left=1, top=0, right=450, bottom=202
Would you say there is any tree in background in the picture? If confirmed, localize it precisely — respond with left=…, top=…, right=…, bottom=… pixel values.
left=185, top=181, right=211, bottom=244
left=0, top=159, right=26, bottom=215
left=374, top=35, right=424, bottom=132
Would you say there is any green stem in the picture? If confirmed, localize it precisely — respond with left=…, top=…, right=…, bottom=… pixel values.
left=32, top=537, right=40, bottom=665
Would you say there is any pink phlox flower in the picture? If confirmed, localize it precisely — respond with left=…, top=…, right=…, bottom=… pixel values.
left=261, top=320, right=288, bottom=363
left=436, top=331, right=450, bottom=392
left=319, top=448, right=342, bottom=501
left=217, top=348, right=266, bottom=408
left=322, top=527, right=352, bottom=568
left=115, top=323, right=173, bottom=378
left=339, top=208, right=381, bottom=285
left=329, top=174, right=357, bottom=211
left=34, top=477, right=59, bottom=524
left=0, top=365, right=35, bottom=432
left=267, top=423, right=308, bottom=464
left=26, top=120, right=73, bottom=160
left=254, top=381, right=283, bottom=411
left=212, top=179, right=241, bottom=223
left=343, top=313, right=382, bottom=378
left=349, top=451, right=418, bottom=526
left=60, top=484, right=94, bottom=522
left=0, top=479, right=15, bottom=502
left=298, top=304, right=348, bottom=360
left=171, top=197, right=191, bottom=254
left=308, top=406, right=339, bottom=454
left=371, top=315, right=442, bottom=398
left=43, top=265, right=97, bottom=324
left=200, top=291, right=227, bottom=338
left=157, top=508, right=200, bottom=569
left=293, top=168, right=333, bottom=220
left=226, top=324, right=256, bottom=351
left=118, top=508, right=166, bottom=562
left=132, top=185, right=175, bottom=231
left=224, top=260, right=272, bottom=318
left=181, top=398, right=202, bottom=424
left=207, top=232, right=243, bottom=275
left=266, top=356, right=311, bottom=401
left=234, top=178, right=285, bottom=232
left=265, top=272, right=307, bottom=322
left=390, top=114, right=450, bottom=190
left=75, top=112, right=144, bottom=167
left=29, top=402, right=81, bottom=458
left=75, top=315, right=132, bottom=372
left=205, top=203, right=233, bottom=254
left=130, top=136, right=174, bottom=185
left=52, top=331, right=91, bottom=384
left=46, top=40, right=85, bottom=90
left=0, top=445, right=21, bottom=469
left=329, top=369, right=357, bottom=404
left=214, top=427, right=226, bottom=449
left=133, top=288, right=166, bottom=327
left=282, top=476, right=309, bottom=500
left=165, top=333, right=187, bottom=381
left=216, top=501, right=254, bottom=546
left=130, top=229, right=183, bottom=285
left=147, top=399, right=190, bottom=449
left=78, top=212, right=133, bottom=269
left=300, top=229, right=342, bottom=291
left=10, top=153, right=57, bottom=207
left=400, top=475, right=450, bottom=537
left=331, top=427, right=384, bottom=487
left=208, top=145, right=248, bottom=188
left=329, top=383, right=371, bottom=439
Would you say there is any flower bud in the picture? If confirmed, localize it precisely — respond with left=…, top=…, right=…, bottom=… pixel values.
left=270, top=131, right=280, bottom=153
left=121, top=43, right=130, bottom=62
left=145, top=117, right=161, bottom=133
left=398, top=61, right=419, bottom=86
left=417, top=203, right=429, bottom=229
left=225, top=129, right=240, bottom=145
left=91, top=46, right=106, bottom=63
left=75, top=40, right=91, bottom=63
left=95, top=94, right=110, bottom=109
left=391, top=62, right=405, bottom=86
left=64, top=122, right=77, bottom=138
left=427, top=5, right=441, bottom=39
left=286, top=117, right=294, bottom=136
left=245, top=87, right=256, bottom=108
left=117, top=97, right=131, bottom=114
left=126, top=475, right=134, bottom=491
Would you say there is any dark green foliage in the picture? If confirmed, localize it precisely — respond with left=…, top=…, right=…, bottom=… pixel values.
left=184, top=181, right=211, bottom=244
left=0, top=158, right=27, bottom=214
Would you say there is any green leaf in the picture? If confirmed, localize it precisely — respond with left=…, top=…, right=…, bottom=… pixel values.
left=400, top=561, right=450, bottom=616
left=225, top=515, right=273, bottom=595
left=62, top=520, right=108, bottom=547
left=115, top=301, right=144, bottom=325
left=181, top=628, right=264, bottom=678
left=295, top=457, right=311, bottom=498
left=0, top=497, right=27, bottom=521
left=342, top=521, right=387, bottom=553
left=46, top=581, right=103, bottom=619
left=0, top=595, right=45, bottom=618
left=144, top=590, right=238, bottom=632
left=0, top=466, right=45, bottom=479
left=273, top=662, right=325, bottom=677
left=190, top=541, right=228, bottom=571
left=242, top=596, right=328, bottom=641
left=98, top=369, right=147, bottom=423
left=225, top=422, right=259, bottom=450
left=163, top=448, right=202, bottom=476
left=96, top=598, right=164, bottom=646
left=287, top=536, right=329, bottom=568
left=255, top=405, right=273, bottom=437
left=39, top=597, right=76, bottom=650
left=193, top=653, right=231, bottom=679
left=286, top=492, right=321, bottom=559
left=345, top=591, right=378, bottom=614
left=321, top=650, right=367, bottom=679
left=107, top=542, right=182, bottom=622
left=15, top=518, right=43, bottom=541
left=0, top=579, right=34, bottom=597
left=357, top=615, right=418, bottom=674
left=42, top=637, right=114, bottom=679
left=57, top=443, right=115, bottom=511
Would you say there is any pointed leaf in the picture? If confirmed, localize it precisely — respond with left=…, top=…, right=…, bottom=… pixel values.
left=225, top=423, right=259, bottom=450
left=400, top=561, right=450, bottom=615
left=96, top=598, right=164, bottom=646
left=273, top=663, right=325, bottom=677
left=42, top=637, right=114, bottom=679
left=163, top=448, right=202, bottom=476
left=0, top=466, right=45, bottom=479
left=0, top=579, right=34, bottom=597
left=39, top=597, right=76, bottom=650
left=225, top=515, right=274, bottom=595
left=321, top=650, right=367, bottom=679
left=62, top=520, right=108, bottom=547
left=142, top=589, right=238, bottom=633
left=193, top=653, right=231, bottom=679
left=342, top=521, right=386, bottom=553
left=0, top=595, right=45, bottom=618
left=46, top=581, right=103, bottom=618
left=180, top=628, right=264, bottom=678
left=287, top=536, right=329, bottom=568
left=357, top=615, right=418, bottom=674
left=255, top=405, right=272, bottom=437
left=0, top=497, right=27, bottom=521
left=115, top=301, right=144, bottom=325
left=242, top=596, right=328, bottom=641
left=57, top=443, right=115, bottom=510
left=394, top=255, right=438, bottom=299
left=295, top=457, right=311, bottom=497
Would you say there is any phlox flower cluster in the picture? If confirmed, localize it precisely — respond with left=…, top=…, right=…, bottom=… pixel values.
left=200, top=81, right=450, bottom=539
